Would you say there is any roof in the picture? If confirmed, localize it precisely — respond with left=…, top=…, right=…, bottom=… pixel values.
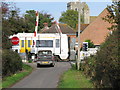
left=90, top=16, right=97, bottom=23
left=42, top=24, right=76, bottom=34
left=77, top=8, right=112, bottom=45
left=76, top=24, right=89, bottom=31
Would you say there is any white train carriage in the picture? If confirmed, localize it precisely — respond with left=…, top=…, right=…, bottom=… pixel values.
left=9, top=33, right=69, bottom=60
left=31, top=33, right=69, bottom=60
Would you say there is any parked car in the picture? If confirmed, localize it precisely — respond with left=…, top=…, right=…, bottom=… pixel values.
left=36, top=50, right=55, bottom=67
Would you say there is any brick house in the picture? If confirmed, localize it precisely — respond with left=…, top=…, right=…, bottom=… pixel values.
left=76, top=8, right=112, bottom=47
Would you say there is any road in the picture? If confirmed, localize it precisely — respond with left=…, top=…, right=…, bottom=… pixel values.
left=11, top=62, right=71, bottom=88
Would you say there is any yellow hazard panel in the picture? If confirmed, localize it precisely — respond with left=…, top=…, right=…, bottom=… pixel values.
left=30, top=40, right=32, bottom=45
left=27, top=40, right=31, bottom=52
left=20, top=40, right=32, bottom=53
left=20, top=40, right=25, bottom=53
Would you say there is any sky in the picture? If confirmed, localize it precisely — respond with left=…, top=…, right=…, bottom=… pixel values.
left=15, top=1, right=112, bottom=22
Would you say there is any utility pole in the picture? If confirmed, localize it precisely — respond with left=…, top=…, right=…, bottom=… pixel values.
left=77, top=10, right=80, bottom=70
left=77, top=4, right=82, bottom=70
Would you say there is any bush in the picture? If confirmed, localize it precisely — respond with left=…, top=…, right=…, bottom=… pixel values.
left=94, top=30, right=120, bottom=88
left=2, top=49, right=22, bottom=78
left=84, top=40, right=95, bottom=48
left=81, top=29, right=120, bottom=88
left=81, top=56, right=96, bottom=79
left=28, top=60, right=32, bottom=63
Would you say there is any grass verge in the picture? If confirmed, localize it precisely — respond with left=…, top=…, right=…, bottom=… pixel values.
left=1, top=63, right=33, bottom=88
left=58, top=65, right=94, bottom=88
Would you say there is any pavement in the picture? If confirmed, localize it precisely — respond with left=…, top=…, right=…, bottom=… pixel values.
left=11, top=62, right=71, bottom=88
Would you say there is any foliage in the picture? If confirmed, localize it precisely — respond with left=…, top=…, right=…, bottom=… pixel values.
left=103, top=1, right=120, bottom=30
left=2, top=64, right=33, bottom=88
left=59, top=10, right=84, bottom=29
left=2, top=2, right=23, bottom=78
left=2, top=4, right=54, bottom=34
left=81, top=1, right=120, bottom=88
left=24, top=10, right=54, bottom=33
left=85, top=40, right=95, bottom=48
left=2, top=49, right=22, bottom=78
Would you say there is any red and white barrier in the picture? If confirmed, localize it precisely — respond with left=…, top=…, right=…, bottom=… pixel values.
left=34, top=11, right=39, bottom=37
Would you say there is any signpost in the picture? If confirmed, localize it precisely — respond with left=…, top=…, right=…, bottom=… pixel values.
left=11, top=37, right=19, bottom=45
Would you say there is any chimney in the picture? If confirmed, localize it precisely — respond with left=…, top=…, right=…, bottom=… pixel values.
left=52, top=21, right=57, bottom=26
left=43, top=23, right=49, bottom=29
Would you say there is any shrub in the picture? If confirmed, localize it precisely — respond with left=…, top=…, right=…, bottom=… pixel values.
left=94, top=30, right=120, bottom=88
left=81, top=30, right=120, bottom=88
left=2, top=49, right=22, bottom=78
left=84, top=40, right=95, bottom=48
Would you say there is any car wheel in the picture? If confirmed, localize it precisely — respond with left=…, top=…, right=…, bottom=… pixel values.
left=51, top=63, right=54, bottom=67
left=37, top=64, right=40, bottom=67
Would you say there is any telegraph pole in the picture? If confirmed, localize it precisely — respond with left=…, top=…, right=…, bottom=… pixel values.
left=77, top=9, right=81, bottom=70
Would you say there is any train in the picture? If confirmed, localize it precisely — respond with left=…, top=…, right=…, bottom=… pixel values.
left=9, top=33, right=69, bottom=60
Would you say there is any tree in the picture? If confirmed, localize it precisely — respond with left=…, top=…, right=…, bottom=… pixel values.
left=94, top=2, right=120, bottom=88
left=2, top=2, right=27, bottom=34
left=2, top=2, right=22, bottom=78
left=84, top=40, right=95, bottom=48
left=59, top=10, right=84, bottom=29
left=24, top=10, right=54, bottom=33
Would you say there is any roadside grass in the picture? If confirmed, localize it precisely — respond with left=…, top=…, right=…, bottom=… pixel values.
left=58, top=65, right=94, bottom=88
left=1, top=63, right=33, bottom=88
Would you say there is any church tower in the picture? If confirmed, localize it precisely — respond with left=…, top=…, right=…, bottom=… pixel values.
left=67, top=0, right=90, bottom=24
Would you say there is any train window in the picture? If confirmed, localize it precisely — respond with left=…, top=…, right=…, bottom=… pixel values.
left=39, top=40, right=53, bottom=47
left=36, top=40, right=40, bottom=47
left=28, top=40, right=30, bottom=47
left=21, top=40, right=24, bottom=47
left=56, top=39, right=60, bottom=48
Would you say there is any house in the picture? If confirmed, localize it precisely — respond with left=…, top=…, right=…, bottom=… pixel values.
left=76, top=24, right=89, bottom=33
left=90, top=16, right=97, bottom=23
left=76, top=8, right=112, bottom=47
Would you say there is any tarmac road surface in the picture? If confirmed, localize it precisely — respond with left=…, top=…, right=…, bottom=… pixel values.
left=11, top=62, right=71, bottom=88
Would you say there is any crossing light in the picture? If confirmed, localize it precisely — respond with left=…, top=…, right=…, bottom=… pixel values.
left=76, top=32, right=78, bottom=37
left=82, top=42, right=88, bottom=51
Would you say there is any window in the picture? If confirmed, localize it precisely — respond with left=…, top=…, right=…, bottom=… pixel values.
left=28, top=40, right=30, bottom=47
left=21, top=40, right=24, bottom=47
left=39, top=40, right=53, bottom=47
left=36, top=40, right=40, bottom=47
left=56, top=39, right=60, bottom=48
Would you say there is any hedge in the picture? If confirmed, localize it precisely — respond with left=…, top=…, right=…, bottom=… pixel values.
left=2, top=49, right=22, bottom=78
